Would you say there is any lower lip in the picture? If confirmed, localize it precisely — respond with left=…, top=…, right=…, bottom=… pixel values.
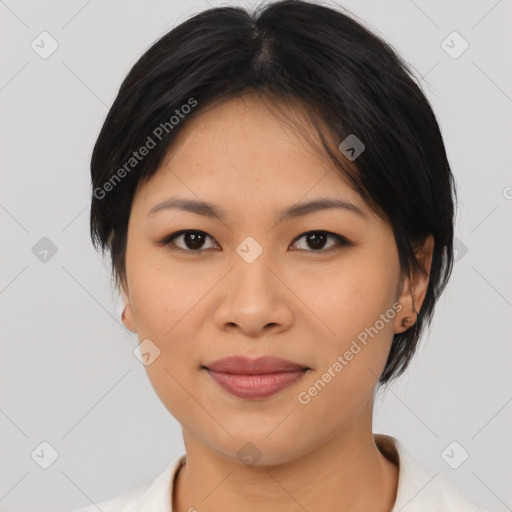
left=205, top=369, right=308, bottom=399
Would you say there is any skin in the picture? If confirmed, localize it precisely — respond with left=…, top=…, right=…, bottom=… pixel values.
left=120, top=94, right=434, bottom=512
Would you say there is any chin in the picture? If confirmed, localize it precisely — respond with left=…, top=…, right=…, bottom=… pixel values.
left=208, top=431, right=306, bottom=467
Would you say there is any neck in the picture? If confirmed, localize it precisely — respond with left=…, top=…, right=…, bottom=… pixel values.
left=172, top=405, right=399, bottom=512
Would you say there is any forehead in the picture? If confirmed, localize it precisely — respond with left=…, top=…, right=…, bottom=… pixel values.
left=132, top=94, right=366, bottom=216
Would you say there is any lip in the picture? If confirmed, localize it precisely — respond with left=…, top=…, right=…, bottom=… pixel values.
left=202, top=356, right=310, bottom=399
left=204, top=355, right=308, bottom=374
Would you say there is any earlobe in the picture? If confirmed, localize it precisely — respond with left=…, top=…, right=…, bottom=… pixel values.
left=394, top=275, right=417, bottom=334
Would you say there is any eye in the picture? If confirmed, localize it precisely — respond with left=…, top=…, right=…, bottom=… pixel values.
left=290, top=231, right=350, bottom=252
left=159, top=229, right=351, bottom=253
left=160, top=230, right=219, bottom=252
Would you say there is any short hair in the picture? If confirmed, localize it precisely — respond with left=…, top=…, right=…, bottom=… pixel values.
left=90, top=0, right=456, bottom=386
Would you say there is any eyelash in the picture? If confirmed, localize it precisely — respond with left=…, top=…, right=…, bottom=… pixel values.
left=158, top=230, right=351, bottom=253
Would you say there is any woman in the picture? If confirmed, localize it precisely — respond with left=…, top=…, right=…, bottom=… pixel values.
left=77, top=0, right=491, bottom=510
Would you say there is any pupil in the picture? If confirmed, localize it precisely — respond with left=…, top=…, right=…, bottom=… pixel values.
left=308, top=232, right=326, bottom=250
left=186, top=232, right=205, bottom=250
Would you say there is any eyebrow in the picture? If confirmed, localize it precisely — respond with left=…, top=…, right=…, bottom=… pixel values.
left=147, top=196, right=366, bottom=221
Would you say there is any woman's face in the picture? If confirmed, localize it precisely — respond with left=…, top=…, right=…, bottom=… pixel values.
left=121, top=95, right=419, bottom=464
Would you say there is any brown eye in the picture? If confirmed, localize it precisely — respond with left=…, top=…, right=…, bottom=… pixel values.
left=291, top=231, right=350, bottom=252
left=161, top=230, right=218, bottom=251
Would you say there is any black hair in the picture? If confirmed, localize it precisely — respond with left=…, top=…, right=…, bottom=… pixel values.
left=90, top=0, right=456, bottom=386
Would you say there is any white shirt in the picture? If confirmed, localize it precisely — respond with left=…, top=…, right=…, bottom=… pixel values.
left=72, top=434, right=491, bottom=511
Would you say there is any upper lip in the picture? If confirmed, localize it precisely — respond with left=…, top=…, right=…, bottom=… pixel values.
left=203, top=356, right=309, bottom=374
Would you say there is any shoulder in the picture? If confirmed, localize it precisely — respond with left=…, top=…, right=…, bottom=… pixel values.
left=374, top=434, right=493, bottom=512
left=399, top=467, right=489, bottom=512
left=70, top=482, right=149, bottom=512
left=68, top=455, right=186, bottom=512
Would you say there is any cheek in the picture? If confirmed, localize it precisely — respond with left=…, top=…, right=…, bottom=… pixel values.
left=298, top=251, right=400, bottom=340
left=132, top=268, right=205, bottom=421
left=295, top=285, right=396, bottom=434
left=293, top=251, right=399, bottom=402
left=128, top=250, right=212, bottom=339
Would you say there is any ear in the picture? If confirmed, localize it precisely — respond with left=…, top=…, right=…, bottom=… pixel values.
left=120, top=280, right=137, bottom=334
left=394, top=234, right=434, bottom=334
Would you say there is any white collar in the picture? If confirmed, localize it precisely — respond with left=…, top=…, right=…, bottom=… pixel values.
left=95, top=434, right=487, bottom=511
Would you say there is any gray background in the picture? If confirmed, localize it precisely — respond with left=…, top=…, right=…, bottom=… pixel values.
left=0, top=0, right=511, bottom=510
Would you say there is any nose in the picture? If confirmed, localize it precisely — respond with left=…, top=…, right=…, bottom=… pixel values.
left=213, top=252, right=294, bottom=338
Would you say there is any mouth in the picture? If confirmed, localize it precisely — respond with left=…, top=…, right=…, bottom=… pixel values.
left=201, top=355, right=311, bottom=399
left=203, top=355, right=310, bottom=374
